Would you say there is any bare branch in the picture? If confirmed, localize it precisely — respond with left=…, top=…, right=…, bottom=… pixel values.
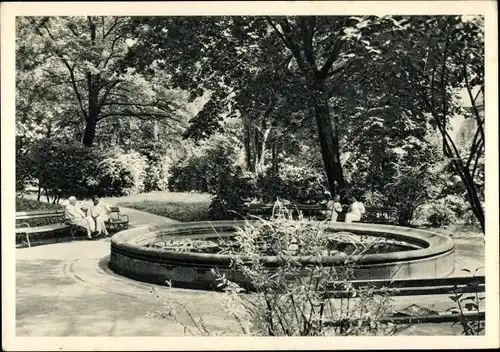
left=318, top=37, right=344, bottom=79
left=96, top=80, right=121, bottom=113
left=300, top=17, right=316, bottom=66
left=102, top=34, right=125, bottom=68
left=461, top=54, right=485, bottom=142
left=61, top=61, right=88, bottom=120
left=103, top=17, right=120, bottom=39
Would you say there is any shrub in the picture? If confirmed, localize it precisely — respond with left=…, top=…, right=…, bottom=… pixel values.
left=97, top=149, right=149, bottom=196
left=208, top=169, right=256, bottom=220
left=16, top=137, right=35, bottom=192
left=144, top=160, right=169, bottom=192
left=257, top=161, right=326, bottom=204
left=168, top=155, right=211, bottom=193
left=15, top=197, right=63, bottom=212
left=27, top=139, right=102, bottom=201
left=412, top=196, right=461, bottom=227
left=147, top=206, right=410, bottom=336
left=24, top=139, right=150, bottom=201
left=15, top=197, right=64, bottom=227
left=167, top=135, right=243, bottom=194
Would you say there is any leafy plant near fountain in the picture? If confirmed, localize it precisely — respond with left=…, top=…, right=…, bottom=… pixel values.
left=209, top=205, right=408, bottom=336
left=146, top=204, right=411, bottom=336
left=447, top=267, right=485, bottom=335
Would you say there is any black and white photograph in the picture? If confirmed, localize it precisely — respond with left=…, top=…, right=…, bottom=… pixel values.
left=1, top=1, right=498, bottom=350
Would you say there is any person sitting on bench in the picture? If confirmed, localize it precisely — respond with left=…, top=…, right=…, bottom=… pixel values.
left=345, top=195, right=366, bottom=223
left=89, top=195, right=112, bottom=237
left=64, top=196, right=96, bottom=240
left=327, top=194, right=344, bottom=222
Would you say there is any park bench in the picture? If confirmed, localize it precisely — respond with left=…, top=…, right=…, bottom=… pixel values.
left=245, top=203, right=398, bottom=224
left=106, top=206, right=130, bottom=232
left=15, top=206, right=130, bottom=247
left=245, top=203, right=327, bottom=220
left=16, top=210, right=72, bottom=247
left=362, top=207, right=398, bottom=224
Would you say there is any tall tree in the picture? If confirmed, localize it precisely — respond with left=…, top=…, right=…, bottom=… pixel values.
left=371, top=16, right=485, bottom=232
left=17, top=16, right=187, bottom=146
left=126, top=16, right=387, bottom=196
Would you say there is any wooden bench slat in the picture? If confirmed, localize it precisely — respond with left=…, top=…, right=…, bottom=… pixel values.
left=16, top=214, right=65, bottom=221
left=16, top=223, right=70, bottom=234
left=16, top=210, right=64, bottom=216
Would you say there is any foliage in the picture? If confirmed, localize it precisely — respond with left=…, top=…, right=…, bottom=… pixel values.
left=208, top=169, right=256, bottom=220
left=412, top=195, right=468, bottom=227
left=447, top=267, right=485, bottom=335
left=145, top=207, right=409, bottom=336
left=27, top=138, right=102, bottom=202
left=25, top=139, right=150, bottom=200
left=168, top=134, right=242, bottom=193
left=16, top=137, right=35, bottom=192
left=210, top=208, right=408, bottom=336
left=97, top=148, right=149, bottom=196
left=366, top=15, right=485, bottom=231
left=256, top=161, right=327, bottom=204
left=16, top=16, right=190, bottom=147
left=15, top=15, right=485, bottom=230
left=15, top=197, right=64, bottom=227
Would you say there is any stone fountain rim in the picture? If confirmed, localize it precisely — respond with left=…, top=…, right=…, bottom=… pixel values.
left=110, top=220, right=455, bottom=266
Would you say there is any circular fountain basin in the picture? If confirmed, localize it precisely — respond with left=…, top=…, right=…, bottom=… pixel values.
left=109, top=221, right=455, bottom=290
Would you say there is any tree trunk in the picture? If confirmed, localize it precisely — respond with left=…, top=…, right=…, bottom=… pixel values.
left=82, top=22, right=99, bottom=147
left=461, top=170, right=485, bottom=233
left=83, top=113, right=98, bottom=147
left=313, top=80, right=345, bottom=196
left=243, top=121, right=255, bottom=172
left=271, top=140, right=278, bottom=175
left=82, top=72, right=99, bottom=147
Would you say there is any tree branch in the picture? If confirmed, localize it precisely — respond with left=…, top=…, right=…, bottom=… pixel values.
left=300, top=17, right=316, bottom=66
left=318, top=36, right=344, bottom=79
left=34, top=18, right=88, bottom=120
left=67, top=22, right=80, bottom=37
left=466, top=124, right=484, bottom=168
left=267, top=18, right=309, bottom=73
left=101, top=34, right=125, bottom=68
left=96, top=80, right=121, bottom=114
left=61, top=61, right=88, bottom=120
left=104, top=17, right=120, bottom=39
left=97, top=111, right=185, bottom=125
left=461, top=54, right=485, bottom=143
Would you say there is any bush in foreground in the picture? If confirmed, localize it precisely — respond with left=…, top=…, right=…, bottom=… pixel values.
left=148, top=206, right=409, bottom=336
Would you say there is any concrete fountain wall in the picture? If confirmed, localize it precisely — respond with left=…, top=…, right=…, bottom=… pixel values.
left=109, top=221, right=455, bottom=290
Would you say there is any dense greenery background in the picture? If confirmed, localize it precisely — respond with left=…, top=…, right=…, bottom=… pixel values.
left=16, top=15, right=485, bottom=230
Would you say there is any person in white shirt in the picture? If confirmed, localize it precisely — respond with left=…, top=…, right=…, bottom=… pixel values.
left=64, top=196, right=95, bottom=239
left=345, top=196, right=366, bottom=223
left=90, top=195, right=112, bottom=237
left=327, top=194, right=344, bottom=222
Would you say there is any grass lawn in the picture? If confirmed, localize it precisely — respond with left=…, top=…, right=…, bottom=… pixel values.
left=16, top=197, right=63, bottom=212
left=112, top=191, right=212, bottom=222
